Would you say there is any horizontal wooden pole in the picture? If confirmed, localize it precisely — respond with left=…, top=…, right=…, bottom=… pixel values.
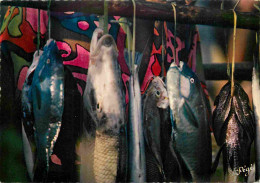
left=203, top=62, right=253, bottom=81
left=1, top=0, right=259, bottom=30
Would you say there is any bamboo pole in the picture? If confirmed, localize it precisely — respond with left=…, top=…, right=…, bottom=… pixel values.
left=1, top=0, right=259, bottom=30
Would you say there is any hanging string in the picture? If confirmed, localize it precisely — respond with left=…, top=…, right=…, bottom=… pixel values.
left=37, top=9, right=40, bottom=56
left=103, top=0, right=108, bottom=34
left=48, top=0, right=51, bottom=40
left=171, top=3, right=177, bottom=65
left=131, top=0, right=136, bottom=74
left=230, top=9, right=237, bottom=97
left=161, top=22, right=165, bottom=77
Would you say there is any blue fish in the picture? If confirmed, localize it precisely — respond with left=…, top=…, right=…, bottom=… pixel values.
left=128, top=70, right=146, bottom=183
left=31, top=39, right=64, bottom=181
left=166, top=61, right=212, bottom=181
left=21, top=50, right=43, bottom=181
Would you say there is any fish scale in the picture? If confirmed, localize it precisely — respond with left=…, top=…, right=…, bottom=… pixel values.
left=94, top=133, right=119, bottom=183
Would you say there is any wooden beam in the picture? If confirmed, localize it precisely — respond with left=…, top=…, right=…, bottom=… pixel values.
left=203, top=62, right=253, bottom=81
left=1, top=0, right=259, bottom=30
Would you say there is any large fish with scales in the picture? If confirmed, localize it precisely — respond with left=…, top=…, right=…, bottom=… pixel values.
left=82, top=28, right=127, bottom=183
left=166, top=61, right=212, bottom=182
left=21, top=50, right=42, bottom=181
left=212, top=81, right=255, bottom=181
left=31, top=39, right=64, bottom=181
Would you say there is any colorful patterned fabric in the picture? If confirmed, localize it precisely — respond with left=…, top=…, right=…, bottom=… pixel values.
left=1, top=6, right=199, bottom=104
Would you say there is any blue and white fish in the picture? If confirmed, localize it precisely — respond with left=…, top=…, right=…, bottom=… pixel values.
left=166, top=61, right=212, bottom=182
left=21, top=50, right=43, bottom=181
left=31, top=39, right=64, bottom=181
left=128, top=70, right=146, bottom=183
left=82, top=28, right=127, bottom=183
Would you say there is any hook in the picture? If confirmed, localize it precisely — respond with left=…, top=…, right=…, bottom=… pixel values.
left=171, top=2, right=177, bottom=65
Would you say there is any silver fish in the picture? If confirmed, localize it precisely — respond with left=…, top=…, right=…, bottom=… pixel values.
left=166, top=61, right=212, bottom=182
left=128, top=70, right=146, bottom=183
left=82, top=28, right=126, bottom=183
left=142, top=76, right=168, bottom=181
left=21, top=50, right=43, bottom=181
left=31, top=39, right=64, bottom=181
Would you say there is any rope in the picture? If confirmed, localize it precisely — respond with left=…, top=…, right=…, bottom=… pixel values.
left=37, top=9, right=40, bottom=56
left=161, top=22, right=165, bottom=77
left=230, top=9, right=237, bottom=97
left=48, top=0, right=51, bottom=40
left=131, top=0, right=136, bottom=74
left=171, top=3, right=177, bottom=65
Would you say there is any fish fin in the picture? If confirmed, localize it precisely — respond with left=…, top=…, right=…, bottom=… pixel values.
left=182, top=100, right=198, bottom=128
left=211, top=143, right=225, bottom=175
left=35, top=86, right=41, bottom=110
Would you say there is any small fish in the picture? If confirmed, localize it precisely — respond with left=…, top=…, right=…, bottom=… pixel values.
left=31, top=39, right=64, bottom=181
left=83, top=28, right=127, bottom=183
left=166, top=61, right=212, bottom=182
left=128, top=70, right=146, bottom=183
left=212, top=81, right=255, bottom=180
left=21, top=50, right=43, bottom=181
left=142, top=76, right=168, bottom=181
left=252, top=67, right=260, bottom=181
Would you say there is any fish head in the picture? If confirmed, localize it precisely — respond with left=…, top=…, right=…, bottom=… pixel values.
left=85, top=29, right=124, bottom=136
left=90, top=28, right=118, bottom=61
left=148, top=76, right=169, bottom=109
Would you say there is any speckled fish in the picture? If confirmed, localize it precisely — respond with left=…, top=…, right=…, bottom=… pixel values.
left=128, top=70, right=146, bottom=183
left=31, top=39, right=64, bottom=181
left=21, top=50, right=43, bottom=180
left=166, top=61, right=212, bottom=182
left=83, top=28, right=127, bottom=183
left=212, top=81, right=255, bottom=181
left=142, top=76, right=168, bottom=182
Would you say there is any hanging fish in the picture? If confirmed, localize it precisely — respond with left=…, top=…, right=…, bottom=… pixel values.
left=142, top=76, right=168, bottom=182
left=31, top=39, right=64, bottom=181
left=128, top=70, right=146, bottom=183
left=253, top=67, right=260, bottom=181
left=166, top=61, right=212, bottom=182
left=82, top=28, right=127, bottom=183
left=21, top=50, right=43, bottom=181
left=212, top=81, right=255, bottom=181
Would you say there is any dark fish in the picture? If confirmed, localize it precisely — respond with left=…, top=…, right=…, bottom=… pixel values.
left=82, top=28, right=126, bottom=183
left=166, top=61, right=212, bottom=181
left=21, top=50, right=42, bottom=180
left=128, top=70, right=146, bottom=183
left=31, top=39, right=64, bottom=181
left=212, top=81, right=255, bottom=180
left=253, top=68, right=260, bottom=181
left=142, top=76, right=168, bottom=181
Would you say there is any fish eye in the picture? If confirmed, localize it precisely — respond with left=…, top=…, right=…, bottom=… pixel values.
left=156, top=90, right=160, bottom=97
left=96, top=103, right=102, bottom=112
left=97, top=103, right=99, bottom=109
left=47, top=59, right=50, bottom=64
left=190, top=78, right=194, bottom=83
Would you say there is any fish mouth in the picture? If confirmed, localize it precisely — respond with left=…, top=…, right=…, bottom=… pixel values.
left=90, top=28, right=118, bottom=57
left=169, top=61, right=184, bottom=71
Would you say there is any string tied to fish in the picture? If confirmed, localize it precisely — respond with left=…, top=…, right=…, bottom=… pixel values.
left=171, top=2, right=177, bottom=66
left=230, top=0, right=239, bottom=97
left=47, top=0, right=51, bottom=40
left=37, top=9, right=40, bottom=56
